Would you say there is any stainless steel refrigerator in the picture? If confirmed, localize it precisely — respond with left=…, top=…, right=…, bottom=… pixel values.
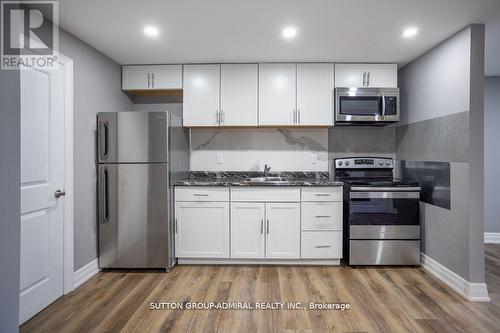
left=97, top=111, right=189, bottom=270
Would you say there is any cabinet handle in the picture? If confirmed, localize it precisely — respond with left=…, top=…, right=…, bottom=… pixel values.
left=266, top=219, right=270, bottom=234
left=315, top=193, right=331, bottom=196
left=367, top=72, right=370, bottom=87
left=315, top=245, right=331, bottom=248
left=362, top=72, right=366, bottom=87
left=298, top=109, right=300, bottom=124
left=292, top=109, right=296, bottom=124
left=260, top=219, right=264, bottom=234
left=215, top=110, right=219, bottom=126
left=147, top=73, right=151, bottom=88
left=315, top=215, right=331, bottom=218
left=193, top=193, right=209, bottom=197
left=220, top=110, right=224, bottom=125
left=175, top=218, right=178, bottom=234
left=152, top=73, right=155, bottom=88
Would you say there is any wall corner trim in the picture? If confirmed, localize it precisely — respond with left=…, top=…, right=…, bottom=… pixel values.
left=73, top=259, right=100, bottom=290
left=420, top=253, right=490, bottom=302
left=484, top=233, right=500, bottom=244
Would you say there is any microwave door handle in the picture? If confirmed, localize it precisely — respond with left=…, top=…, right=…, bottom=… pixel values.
left=381, top=93, right=386, bottom=118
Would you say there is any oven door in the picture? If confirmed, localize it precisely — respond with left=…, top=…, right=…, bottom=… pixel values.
left=349, top=191, right=420, bottom=226
left=335, top=88, right=400, bottom=124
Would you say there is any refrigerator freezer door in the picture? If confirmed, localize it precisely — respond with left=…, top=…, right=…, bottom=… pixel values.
left=97, top=111, right=169, bottom=163
left=98, top=163, right=170, bottom=268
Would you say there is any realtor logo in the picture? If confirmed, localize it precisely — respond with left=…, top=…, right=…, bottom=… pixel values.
left=1, top=0, right=59, bottom=70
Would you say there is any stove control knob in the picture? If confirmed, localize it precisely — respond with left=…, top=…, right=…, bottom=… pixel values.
left=345, top=161, right=350, bottom=166
left=379, top=161, right=384, bottom=166
left=385, top=161, right=391, bottom=166
left=338, top=161, right=343, bottom=166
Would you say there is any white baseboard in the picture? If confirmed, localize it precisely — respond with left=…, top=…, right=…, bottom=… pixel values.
left=178, top=258, right=340, bottom=265
left=420, top=253, right=489, bottom=302
left=484, top=232, right=500, bottom=244
left=73, top=259, right=99, bottom=289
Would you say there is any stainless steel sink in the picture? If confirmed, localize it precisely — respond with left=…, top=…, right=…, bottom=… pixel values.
left=246, top=177, right=289, bottom=184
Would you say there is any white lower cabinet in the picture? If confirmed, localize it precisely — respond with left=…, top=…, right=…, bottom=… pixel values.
left=301, top=231, right=342, bottom=259
left=231, top=203, right=265, bottom=258
left=265, top=203, right=301, bottom=259
left=175, top=201, right=230, bottom=258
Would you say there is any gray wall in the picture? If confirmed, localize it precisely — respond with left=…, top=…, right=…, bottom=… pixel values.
left=485, top=76, right=500, bottom=233
left=0, top=54, right=21, bottom=333
left=57, top=28, right=133, bottom=270
left=397, top=25, right=485, bottom=283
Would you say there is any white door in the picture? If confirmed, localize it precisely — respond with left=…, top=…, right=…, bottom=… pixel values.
left=122, top=66, right=150, bottom=90
left=183, top=65, right=221, bottom=127
left=231, top=203, right=265, bottom=258
left=334, top=64, right=365, bottom=88
left=220, top=64, right=258, bottom=126
left=296, top=63, right=334, bottom=126
left=175, top=202, right=229, bottom=258
left=364, top=64, right=398, bottom=88
left=259, top=64, right=296, bottom=126
left=19, top=65, right=65, bottom=324
left=265, top=203, right=300, bottom=259
left=151, top=65, right=182, bottom=89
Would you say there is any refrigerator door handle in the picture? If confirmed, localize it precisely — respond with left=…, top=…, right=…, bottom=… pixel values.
left=98, top=122, right=109, bottom=161
left=99, top=167, right=110, bottom=224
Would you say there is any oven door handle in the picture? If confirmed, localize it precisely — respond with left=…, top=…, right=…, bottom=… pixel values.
left=350, top=191, right=420, bottom=199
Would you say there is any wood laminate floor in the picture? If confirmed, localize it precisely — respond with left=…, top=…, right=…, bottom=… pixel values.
left=21, top=245, right=500, bottom=333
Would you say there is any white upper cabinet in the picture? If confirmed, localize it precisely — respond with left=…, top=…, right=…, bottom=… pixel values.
left=259, top=64, right=296, bottom=126
left=296, top=63, right=334, bottom=126
left=335, top=63, right=397, bottom=88
left=122, top=65, right=182, bottom=90
left=183, top=64, right=221, bottom=127
left=220, top=64, right=258, bottom=126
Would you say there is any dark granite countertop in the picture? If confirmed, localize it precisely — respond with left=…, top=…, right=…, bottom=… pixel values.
left=172, top=171, right=344, bottom=187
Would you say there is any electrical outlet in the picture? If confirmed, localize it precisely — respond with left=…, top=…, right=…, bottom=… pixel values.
left=311, top=154, right=317, bottom=164
left=216, top=154, right=223, bottom=164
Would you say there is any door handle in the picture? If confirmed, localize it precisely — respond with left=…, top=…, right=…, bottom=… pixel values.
left=147, top=73, right=151, bottom=88
left=98, top=122, right=109, bottom=160
left=266, top=219, right=270, bottom=234
left=54, top=190, right=66, bottom=198
left=261, top=219, right=263, bottom=234
left=102, top=168, right=109, bottom=224
left=297, top=109, right=300, bottom=124
left=175, top=218, right=178, bottom=233
left=362, top=72, right=366, bottom=87
left=152, top=73, right=155, bottom=88
left=367, top=72, right=370, bottom=87
left=381, top=93, right=386, bottom=119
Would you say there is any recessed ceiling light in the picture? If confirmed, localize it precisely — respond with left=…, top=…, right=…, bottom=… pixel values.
left=282, top=26, right=297, bottom=40
left=402, top=27, right=419, bottom=38
left=143, top=25, right=159, bottom=38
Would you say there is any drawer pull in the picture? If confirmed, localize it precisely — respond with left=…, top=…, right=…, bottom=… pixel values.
left=315, top=193, right=331, bottom=196
left=193, top=194, right=209, bottom=197
left=315, top=245, right=332, bottom=248
left=315, top=215, right=331, bottom=218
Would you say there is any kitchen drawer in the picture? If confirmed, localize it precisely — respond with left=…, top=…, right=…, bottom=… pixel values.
left=231, top=187, right=300, bottom=202
left=301, top=202, right=342, bottom=230
left=175, top=187, right=229, bottom=202
left=301, top=231, right=342, bottom=259
left=301, top=187, right=342, bottom=202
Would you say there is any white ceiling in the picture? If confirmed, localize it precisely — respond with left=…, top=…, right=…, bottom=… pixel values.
left=56, top=0, right=500, bottom=67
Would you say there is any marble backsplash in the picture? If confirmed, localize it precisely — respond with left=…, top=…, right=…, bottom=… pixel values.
left=190, top=128, right=329, bottom=172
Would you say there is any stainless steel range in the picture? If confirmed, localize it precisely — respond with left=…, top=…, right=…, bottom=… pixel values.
left=334, top=157, right=421, bottom=266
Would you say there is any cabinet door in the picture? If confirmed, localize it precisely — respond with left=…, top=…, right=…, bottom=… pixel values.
left=122, top=66, right=151, bottom=90
left=231, top=203, right=265, bottom=258
left=364, top=64, right=397, bottom=88
left=220, top=64, right=258, bottom=126
left=296, top=63, right=334, bottom=126
left=265, top=203, right=300, bottom=259
left=175, top=202, right=229, bottom=258
left=151, top=65, right=182, bottom=89
left=334, top=64, right=365, bottom=88
left=259, top=64, right=296, bottom=126
left=183, top=65, right=221, bottom=127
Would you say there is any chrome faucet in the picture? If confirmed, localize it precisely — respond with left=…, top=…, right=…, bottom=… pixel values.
left=263, top=164, right=271, bottom=176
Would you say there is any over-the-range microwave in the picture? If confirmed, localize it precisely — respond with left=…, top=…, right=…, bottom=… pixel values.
left=334, top=87, right=400, bottom=125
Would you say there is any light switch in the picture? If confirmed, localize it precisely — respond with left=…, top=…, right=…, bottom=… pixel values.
left=311, top=154, right=317, bottom=164
left=216, top=154, right=223, bottom=164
